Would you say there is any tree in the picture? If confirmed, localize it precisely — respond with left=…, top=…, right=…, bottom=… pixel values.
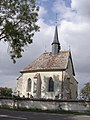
left=0, top=87, right=13, bottom=97
left=80, top=82, right=90, bottom=100
left=0, top=0, right=39, bottom=63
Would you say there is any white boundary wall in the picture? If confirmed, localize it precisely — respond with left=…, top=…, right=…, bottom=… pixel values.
left=0, top=98, right=90, bottom=112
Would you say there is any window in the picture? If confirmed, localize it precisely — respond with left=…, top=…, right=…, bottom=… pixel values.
left=27, top=78, right=31, bottom=92
left=48, top=77, right=54, bottom=92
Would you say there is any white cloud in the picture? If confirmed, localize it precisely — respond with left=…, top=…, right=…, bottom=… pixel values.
left=53, top=0, right=69, bottom=16
left=71, top=0, right=90, bottom=15
left=42, top=0, right=48, bottom=2
left=52, top=0, right=90, bottom=22
left=52, top=0, right=73, bottom=20
left=71, top=0, right=90, bottom=21
left=38, top=6, right=47, bottom=18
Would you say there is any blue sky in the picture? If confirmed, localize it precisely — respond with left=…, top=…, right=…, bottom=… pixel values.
left=37, top=0, right=72, bottom=24
left=0, top=0, right=90, bottom=96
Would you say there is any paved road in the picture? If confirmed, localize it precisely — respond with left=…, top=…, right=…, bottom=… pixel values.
left=0, top=109, right=90, bottom=120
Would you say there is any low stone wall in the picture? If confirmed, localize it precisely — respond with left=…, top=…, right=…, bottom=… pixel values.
left=0, top=98, right=14, bottom=109
left=0, top=98, right=90, bottom=112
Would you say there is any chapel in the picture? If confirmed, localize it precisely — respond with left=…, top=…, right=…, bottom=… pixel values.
left=15, top=25, right=78, bottom=100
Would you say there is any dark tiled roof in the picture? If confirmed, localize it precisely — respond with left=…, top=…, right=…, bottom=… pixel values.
left=21, top=51, right=72, bottom=73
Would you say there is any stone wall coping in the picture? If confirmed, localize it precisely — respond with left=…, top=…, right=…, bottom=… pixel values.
left=0, top=97, right=90, bottom=103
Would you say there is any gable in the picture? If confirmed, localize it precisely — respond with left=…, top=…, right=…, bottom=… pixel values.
left=67, top=51, right=75, bottom=76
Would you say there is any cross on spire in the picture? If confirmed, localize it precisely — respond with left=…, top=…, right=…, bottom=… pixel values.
left=55, top=13, right=58, bottom=25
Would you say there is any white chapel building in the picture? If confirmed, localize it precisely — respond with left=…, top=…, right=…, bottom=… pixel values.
left=15, top=26, right=78, bottom=100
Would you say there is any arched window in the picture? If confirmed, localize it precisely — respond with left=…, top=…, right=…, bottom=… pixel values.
left=48, top=77, right=54, bottom=92
left=27, top=78, right=31, bottom=92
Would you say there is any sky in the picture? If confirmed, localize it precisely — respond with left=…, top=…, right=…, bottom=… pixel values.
left=0, top=0, right=90, bottom=95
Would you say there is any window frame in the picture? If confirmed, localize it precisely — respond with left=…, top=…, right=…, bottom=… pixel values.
left=27, top=78, right=32, bottom=92
left=48, top=77, right=54, bottom=92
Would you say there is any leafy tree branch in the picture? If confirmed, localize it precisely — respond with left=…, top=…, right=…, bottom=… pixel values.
left=0, top=0, right=39, bottom=63
left=80, top=82, right=90, bottom=100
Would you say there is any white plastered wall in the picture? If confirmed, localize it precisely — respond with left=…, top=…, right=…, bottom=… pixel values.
left=16, top=71, right=63, bottom=99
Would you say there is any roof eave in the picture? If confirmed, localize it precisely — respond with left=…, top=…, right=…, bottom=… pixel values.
left=69, top=51, right=75, bottom=76
left=20, top=68, right=66, bottom=73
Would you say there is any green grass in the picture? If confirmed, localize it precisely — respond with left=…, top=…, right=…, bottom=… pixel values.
left=11, top=108, right=90, bottom=116
left=0, top=107, right=90, bottom=116
left=26, top=109, right=90, bottom=115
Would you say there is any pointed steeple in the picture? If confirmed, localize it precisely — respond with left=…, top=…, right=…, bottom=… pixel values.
left=52, top=25, right=61, bottom=55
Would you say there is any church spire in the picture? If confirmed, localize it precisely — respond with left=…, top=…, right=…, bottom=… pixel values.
left=52, top=25, right=61, bottom=55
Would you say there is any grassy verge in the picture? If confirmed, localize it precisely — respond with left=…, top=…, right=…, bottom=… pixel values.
left=0, top=106, right=90, bottom=116
left=18, top=108, right=90, bottom=115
